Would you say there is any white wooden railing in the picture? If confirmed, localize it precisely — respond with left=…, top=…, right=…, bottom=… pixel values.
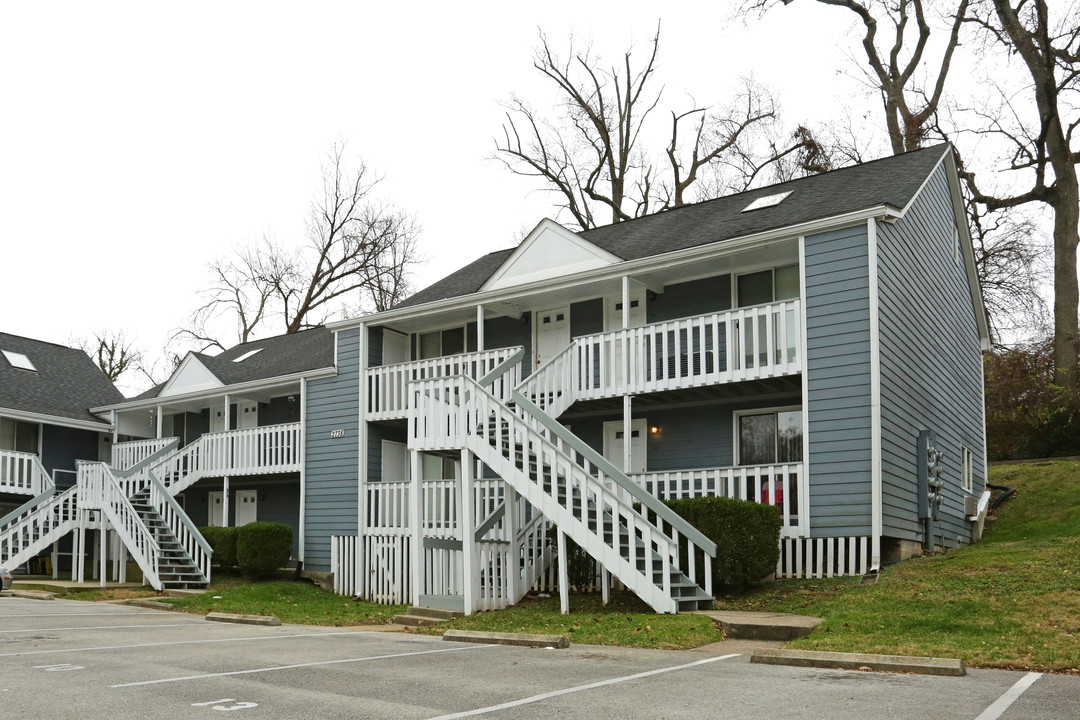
left=630, top=463, right=804, bottom=537
left=0, top=449, right=53, bottom=496
left=367, top=347, right=524, bottom=420
left=518, top=300, right=802, bottom=414
left=77, top=461, right=162, bottom=589
left=0, top=486, right=78, bottom=569
left=150, top=423, right=301, bottom=495
left=147, top=471, right=213, bottom=583
left=409, top=375, right=717, bottom=614
left=111, top=437, right=177, bottom=472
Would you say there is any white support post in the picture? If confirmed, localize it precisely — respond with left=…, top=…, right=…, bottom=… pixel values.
left=505, top=486, right=520, bottom=603
left=622, top=396, right=632, bottom=475
left=99, top=528, right=108, bottom=587
left=557, top=529, right=569, bottom=615
left=460, top=450, right=475, bottom=616
left=156, top=405, right=163, bottom=439
left=601, top=568, right=610, bottom=605
left=223, top=393, right=231, bottom=432
left=476, top=305, right=485, bottom=351
left=51, top=541, right=59, bottom=579
left=410, top=449, right=423, bottom=607
left=92, top=528, right=100, bottom=582
left=223, top=476, right=230, bottom=527
left=70, top=526, right=80, bottom=582
left=119, top=544, right=128, bottom=583
left=299, top=377, right=307, bottom=564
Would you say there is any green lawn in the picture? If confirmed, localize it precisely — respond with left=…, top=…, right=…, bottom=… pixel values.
left=712, top=461, right=1080, bottom=671
left=416, top=592, right=721, bottom=649
left=162, top=572, right=406, bottom=626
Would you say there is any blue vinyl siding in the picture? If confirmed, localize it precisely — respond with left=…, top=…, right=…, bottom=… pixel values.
left=483, top=314, right=532, bottom=376
left=877, top=163, right=985, bottom=546
left=570, top=298, right=604, bottom=338
left=804, top=224, right=873, bottom=537
left=41, top=424, right=99, bottom=488
left=366, top=423, right=407, bottom=483
left=303, top=328, right=360, bottom=571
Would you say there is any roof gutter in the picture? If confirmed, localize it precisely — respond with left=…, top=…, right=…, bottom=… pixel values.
left=92, top=365, right=338, bottom=414
left=331, top=204, right=902, bottom=330
left=0, top=406, right=113, bottom=432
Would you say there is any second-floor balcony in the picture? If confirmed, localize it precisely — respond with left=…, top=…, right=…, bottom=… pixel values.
left=0, top=449, right=51, bottom=496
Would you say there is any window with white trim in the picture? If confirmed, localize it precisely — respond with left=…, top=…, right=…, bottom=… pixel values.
left=961, top=445, right=973, bottom=493
left=736, top=408, right=803, bottom=466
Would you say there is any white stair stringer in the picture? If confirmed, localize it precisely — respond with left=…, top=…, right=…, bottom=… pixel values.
left=0, top=487, right=78, bottom=571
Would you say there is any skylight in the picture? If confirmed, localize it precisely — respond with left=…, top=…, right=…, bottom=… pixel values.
left=233, top=348, right=263, bottom=363
left=742, top=191, right=792, bottom=213
left=2, top=350, right=37, bottom=371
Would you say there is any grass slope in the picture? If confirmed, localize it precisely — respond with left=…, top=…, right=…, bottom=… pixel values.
left=714, top=461, right=1080, bottom=671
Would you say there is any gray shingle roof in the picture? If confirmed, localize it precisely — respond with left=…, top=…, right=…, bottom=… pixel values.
left=394, top=144, right=950, bottom=308
left=0, top=333, right=123, bottom=426
left=132, top=327, right=335, bottom=401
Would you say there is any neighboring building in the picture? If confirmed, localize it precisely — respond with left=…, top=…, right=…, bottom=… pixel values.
left=310, top=143, right=990, bottom=614
left=0, top=333, right=122, bottom=516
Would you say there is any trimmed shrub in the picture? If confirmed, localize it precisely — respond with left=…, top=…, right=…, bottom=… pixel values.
left=235, top=522, right=292, bottom=579
left=198, top=526, right=239, bottom=568
left=662, top=496, right=782, bottom=589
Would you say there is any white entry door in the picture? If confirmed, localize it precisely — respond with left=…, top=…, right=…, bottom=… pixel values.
left=237, top=401, right=259, bottom=430
left=208, top=491, right=224, bottom=527
left=603, top=419, right=648, bottom=474
left=235, top=490, right=258, bottom=526
left=535, top=306, right=570, bottom=368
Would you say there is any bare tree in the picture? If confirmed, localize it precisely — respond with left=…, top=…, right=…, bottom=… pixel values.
left=494, top=27, right=823, bottom=230
left=74, top=330, right=144, bottom=383
left=748, top=0, right=970, bottom=153
left=959, top=0, right=1080, bottom=383
left=175, top=145, right=420, bottom=350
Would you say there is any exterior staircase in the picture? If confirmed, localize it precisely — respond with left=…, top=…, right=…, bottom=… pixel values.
left=409, top=360, right=717, bottom=614
left=129, top=489, right=208, bottom=589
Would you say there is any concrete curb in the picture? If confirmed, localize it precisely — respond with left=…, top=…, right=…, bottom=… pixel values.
left=206, top=611, right=282, bottom=627
left=750, top=648, right=966, bottom=676
left=122, top=598, right=175, bottom=611
left=443, top=630, right=569, bottom=649
left=2, top=589, right=56, bottom=601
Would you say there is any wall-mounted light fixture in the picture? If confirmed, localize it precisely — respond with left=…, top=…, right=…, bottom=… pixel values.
left=649, top=425, right=661, bottom=436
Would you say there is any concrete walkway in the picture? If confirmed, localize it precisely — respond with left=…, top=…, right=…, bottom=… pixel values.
left=689, top=609, right=824, bottom=641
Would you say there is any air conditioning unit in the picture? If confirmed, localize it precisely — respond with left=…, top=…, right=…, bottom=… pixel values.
left=964, top=495, right=978, bottom=517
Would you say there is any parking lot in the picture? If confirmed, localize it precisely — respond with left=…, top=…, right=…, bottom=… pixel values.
left=1, top=596, right=1077, bottom=719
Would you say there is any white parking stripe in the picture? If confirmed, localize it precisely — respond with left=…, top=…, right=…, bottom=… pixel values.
left=0, top=612, right=170, bottom=618
left=111, top=644, right=492, bottom=687
left=0, top=623, right=197, bottom=634
left=0, top=629, right=391, bottom=657
left=974, top=672, right=1042, bottom=720
left=424, top=654, right=741, bottom=720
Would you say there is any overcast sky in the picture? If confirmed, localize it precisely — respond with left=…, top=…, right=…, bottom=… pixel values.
left=1, top=1, right=874, bottom=392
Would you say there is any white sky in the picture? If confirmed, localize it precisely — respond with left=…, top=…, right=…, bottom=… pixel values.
left=1, top=1, right=871, bottom=392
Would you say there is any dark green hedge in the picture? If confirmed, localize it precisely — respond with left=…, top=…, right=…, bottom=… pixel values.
left=661, top=496, right=782, bottom=589
left=198, top=526, right=238, bottom=568
left=235, top=522, right=292, bottom=579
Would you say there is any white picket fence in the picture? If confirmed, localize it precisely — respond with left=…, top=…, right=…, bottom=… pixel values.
left=778, top=536, right=870, bottom=579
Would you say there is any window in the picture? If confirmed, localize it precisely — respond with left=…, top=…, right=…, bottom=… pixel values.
left=232, top=348, right=263, bottom=363
left=0, top=417, right=40, bottom=454
left=742, top=191, right=792, bottom=213
left=736, top=266, right=799, bottom=308
left=737, top=409, right=802, bottom=466
left=961, top=445, right=973, bottom=493
left=418, top=327, right=466, bottom=360
left=2, top=350, right=36, bottom=371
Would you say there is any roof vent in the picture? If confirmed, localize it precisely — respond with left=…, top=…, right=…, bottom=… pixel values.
left=233, top=348, right=263, bottom=363
left=2, top=350, right=37, bottom=371
left=742, top=191, right=792, bottom=213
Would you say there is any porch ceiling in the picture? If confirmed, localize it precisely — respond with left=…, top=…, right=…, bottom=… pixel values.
left=561, top=375, right=803, bottom=418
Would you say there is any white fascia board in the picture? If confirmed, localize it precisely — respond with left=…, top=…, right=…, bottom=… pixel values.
left=0, top=406, right=113, bottom=432
left=479, top=218, right=621, bottom=293
left=331, top=205, right=901, bottom=331
left=91, top=366, right=337, bottom=414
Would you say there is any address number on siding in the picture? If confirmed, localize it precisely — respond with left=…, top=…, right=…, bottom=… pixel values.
left=329, top=429, right=346, bottom=438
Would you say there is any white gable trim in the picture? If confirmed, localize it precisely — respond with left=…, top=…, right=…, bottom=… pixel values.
left=158, top=354, right=224, bottom=398
left=0, top=406, right=112, bottom=432
left=480, top=219, right=621, bottom=292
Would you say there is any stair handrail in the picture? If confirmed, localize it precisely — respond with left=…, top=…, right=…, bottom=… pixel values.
left=0, top=486, right=79, bottom=569
left=514, top=342, right=576, bottom=417
left=77, top=461, right=162, bottom=589
left=146, top=435, right=207, bottom=494
left=0, top=488, right=56, bottom=533
left=145, top=469, right=213, bottom=582
left=509, top=389, right=717, bottom=559
left=478, top=348, right=525, bottom=388
left=115, top=437, right=181, bottom=479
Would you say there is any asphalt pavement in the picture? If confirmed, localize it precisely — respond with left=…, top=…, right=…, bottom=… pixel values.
left=0, top=596, right=1075, bottom=719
